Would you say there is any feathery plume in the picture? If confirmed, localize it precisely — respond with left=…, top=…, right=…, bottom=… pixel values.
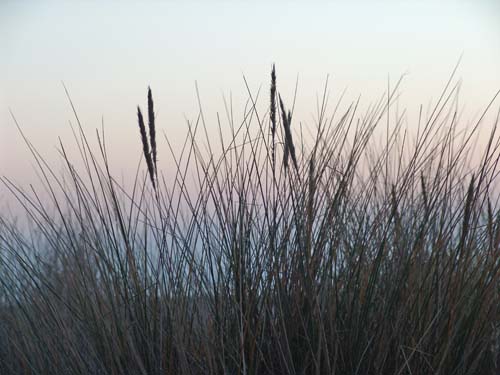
left=148, top=87, right=157, bottom=179
left=279, top=96, right=289, bottom=170
left=137, top=106, right=155, bottom=189
left=279, top=95, right=298, bottom=172
left=270, top=64, right=277, bottom=139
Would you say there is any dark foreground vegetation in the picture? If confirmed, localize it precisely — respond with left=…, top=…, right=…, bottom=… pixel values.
left=1, top=65, right=500, bottom=374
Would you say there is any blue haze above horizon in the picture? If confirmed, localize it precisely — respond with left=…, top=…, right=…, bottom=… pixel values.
left=1, top=1, right=500, bottom=213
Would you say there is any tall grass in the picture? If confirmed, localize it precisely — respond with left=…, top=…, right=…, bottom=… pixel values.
left=1, top=66, right=500, bottom=374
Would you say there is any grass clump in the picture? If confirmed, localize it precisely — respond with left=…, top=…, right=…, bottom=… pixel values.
left=1, top=65, right=500, bottom=374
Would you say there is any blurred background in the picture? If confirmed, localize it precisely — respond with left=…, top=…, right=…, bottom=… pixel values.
left=1, top=0, right=499, bottom=209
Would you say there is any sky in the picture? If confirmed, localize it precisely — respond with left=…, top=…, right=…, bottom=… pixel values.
left=1, top=1, right=500, bottom=209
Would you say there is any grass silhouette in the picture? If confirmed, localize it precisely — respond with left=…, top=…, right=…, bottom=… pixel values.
left=1, top=65, right=500, bottom=374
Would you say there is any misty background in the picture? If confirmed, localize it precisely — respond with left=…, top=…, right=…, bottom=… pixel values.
left=1, top=0, right=499, bottom=213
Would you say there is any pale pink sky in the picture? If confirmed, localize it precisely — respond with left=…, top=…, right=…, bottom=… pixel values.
left=1, top=1, right=499, bottom=208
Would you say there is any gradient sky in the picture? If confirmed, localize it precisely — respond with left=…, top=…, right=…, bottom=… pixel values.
left=1, top=1, right=500, bottom=207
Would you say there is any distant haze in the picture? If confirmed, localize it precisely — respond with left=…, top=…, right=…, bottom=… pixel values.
left=1, top=1, right=500, bottom=211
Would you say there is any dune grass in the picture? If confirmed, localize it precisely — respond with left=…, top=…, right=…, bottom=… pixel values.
left=1, top=65, right=500, bottom=374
